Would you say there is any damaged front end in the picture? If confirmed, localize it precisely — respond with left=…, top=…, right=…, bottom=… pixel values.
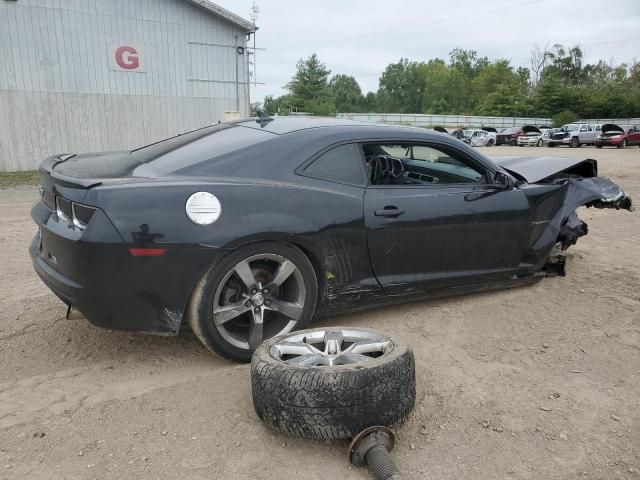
left=545, top=175, right=632, bottom=276
left=499, top=157, right=634, bottom=277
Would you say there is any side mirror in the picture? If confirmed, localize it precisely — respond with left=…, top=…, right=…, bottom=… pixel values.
left=494, top=171, right=515, bottom=190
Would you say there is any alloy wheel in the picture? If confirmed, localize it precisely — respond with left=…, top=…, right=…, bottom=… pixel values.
left=269, top=329, right=394, bottom=366
left=212, top=253, right=306, bottom=350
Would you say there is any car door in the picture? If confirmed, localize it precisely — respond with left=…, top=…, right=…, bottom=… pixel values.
left=628, top=126, right=640, bottom=145
left=578, top=125, right=589, bottom=143
left=362, top=141, right=533, bottom=295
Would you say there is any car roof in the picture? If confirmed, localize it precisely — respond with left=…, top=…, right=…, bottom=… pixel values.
left=236, top=116, right=394, bottom=135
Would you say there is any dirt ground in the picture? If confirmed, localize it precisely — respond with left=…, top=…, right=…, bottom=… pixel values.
left=0, top=146, right=639, bottom=479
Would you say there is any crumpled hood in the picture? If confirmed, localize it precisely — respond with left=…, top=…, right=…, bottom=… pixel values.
left=522, top=125, right=541, bottom=134
left=601, top=123, right=625, bottom=134
left=490, top=155, right=597, bottom=183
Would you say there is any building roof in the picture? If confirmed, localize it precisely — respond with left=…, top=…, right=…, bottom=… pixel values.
left=183, top=0, right=256, bottom=32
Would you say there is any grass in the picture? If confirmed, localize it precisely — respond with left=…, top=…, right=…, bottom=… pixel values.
left=0, top=170, right=40, bottom=188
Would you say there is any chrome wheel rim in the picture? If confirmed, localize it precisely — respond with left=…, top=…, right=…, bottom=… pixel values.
left=213, top=253, right=305, bottom=350
left=270, top=329, right=394, bottom=366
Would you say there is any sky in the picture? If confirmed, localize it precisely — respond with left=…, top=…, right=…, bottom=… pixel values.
left=214, top=0, right=640, bottom=104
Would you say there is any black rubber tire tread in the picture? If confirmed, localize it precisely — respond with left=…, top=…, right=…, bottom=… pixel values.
left=251, top=327, right=416, bottom=440
left=189, top=241, right=318, bottom=363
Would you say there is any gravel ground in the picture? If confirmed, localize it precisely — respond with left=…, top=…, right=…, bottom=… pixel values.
left=0, top=146, right=638, bottom=479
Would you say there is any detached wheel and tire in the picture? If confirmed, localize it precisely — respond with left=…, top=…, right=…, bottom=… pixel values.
left=189, top=242, right=318, bottom=362
left=252, top=327, right=416, bottom=439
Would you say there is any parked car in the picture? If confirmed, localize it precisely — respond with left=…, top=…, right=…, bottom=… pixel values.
left=541, top=128, right=558, bottom=146
left=547, top=123, right=601, bottom=147
left=517, top=126, right=544, bottom=147
left=30, top=117, right=633, bottom=362
left=496, top=125, right=539, bottom=146
left=463, top=129, right=496, bottom=147
left=595, top=124, right=640, bottom=148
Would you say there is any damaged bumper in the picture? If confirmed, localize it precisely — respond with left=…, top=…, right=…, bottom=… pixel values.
left=542, top=176, right=633, bottom=276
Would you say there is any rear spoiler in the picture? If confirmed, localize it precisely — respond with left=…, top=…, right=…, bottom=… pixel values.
left=39, top=154, right=103, bottom=189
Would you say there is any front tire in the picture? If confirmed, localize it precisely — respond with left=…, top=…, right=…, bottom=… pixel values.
left=189, top=242, right=318, bottom=362
left=537, top=139, right=543, bottom=147
left=570, top=137, right=580, bottom=148
left=618, top=139, right=627, bottom=149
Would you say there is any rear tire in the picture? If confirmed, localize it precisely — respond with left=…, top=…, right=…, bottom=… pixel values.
left=509, top=138, right=517, bottom=146
left=189, top=242, right=318, bottom=362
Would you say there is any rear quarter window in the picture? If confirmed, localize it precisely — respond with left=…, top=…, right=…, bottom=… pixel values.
left=302, top=144, right=365, bottom=186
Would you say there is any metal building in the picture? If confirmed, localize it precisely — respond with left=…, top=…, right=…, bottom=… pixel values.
left=0, top=0, right=255, bottom=171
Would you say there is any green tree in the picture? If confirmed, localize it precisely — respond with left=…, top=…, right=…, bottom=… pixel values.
left=552, top=110, right=579, bottom=127
left=329, top=74, right=364, bottom=112
left=285, top=53, right=333, bottom=112
left=363, top=91, right=378, bottom=112
left=377, top=58, right=426, bottom=113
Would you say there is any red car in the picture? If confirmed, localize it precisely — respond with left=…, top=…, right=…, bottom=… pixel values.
left=496, top=125, right=540, bottom=146
left=595, top=124, right=640, bottom=149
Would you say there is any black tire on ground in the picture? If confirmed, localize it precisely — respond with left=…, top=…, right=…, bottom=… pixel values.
left=537, top=139, right=543, bottom=147
left=570, top=137, right=579, bottom=148
left=618, top=139, right=627, bottom=149
left=486, top=139, right=495, bottom=147
left=188, top=241, right=318, bottom=363
left=251, top=327, right=416, bottom=440
left=509, top=138, right=517, bottom=146
left=596, top=145, right=602, bottom=148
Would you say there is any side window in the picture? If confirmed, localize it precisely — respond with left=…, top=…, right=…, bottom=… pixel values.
left=587, top=125, right=593, bottom=132
left=362, top=143, right=486, bottom=186
left=303, top=143, right=365, bottom=186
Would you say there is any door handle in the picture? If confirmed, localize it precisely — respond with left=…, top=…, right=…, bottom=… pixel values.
left=374, top=206, right=405, bottom=218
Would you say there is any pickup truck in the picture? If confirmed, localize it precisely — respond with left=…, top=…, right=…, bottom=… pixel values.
left=547, top=123, right=602, bottom=147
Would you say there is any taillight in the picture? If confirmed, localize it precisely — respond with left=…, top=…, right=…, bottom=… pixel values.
left=72, top=202, right=96, bottom=229
left=56, top=196, right=72, bottom=220
left=55, top=195, right=96, bottom=230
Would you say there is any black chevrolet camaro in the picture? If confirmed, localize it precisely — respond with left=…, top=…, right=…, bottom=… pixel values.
left=31, top=117, right=633, bottom=362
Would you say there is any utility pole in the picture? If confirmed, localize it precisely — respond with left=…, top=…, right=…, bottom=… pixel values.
left=250, top=2, right=259, bottom=88
left=234, top=34, right=239, bottom=112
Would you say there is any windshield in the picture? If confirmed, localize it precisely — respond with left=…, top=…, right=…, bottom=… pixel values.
left=501, top=127, right=520, bottom=134
left=561, top=124, right=579, bottom=132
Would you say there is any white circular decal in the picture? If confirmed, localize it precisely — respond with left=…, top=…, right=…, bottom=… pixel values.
left=185, top=192, right=221, bottom=225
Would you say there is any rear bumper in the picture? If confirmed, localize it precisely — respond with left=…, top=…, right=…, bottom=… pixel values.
left=30, top=199, right=222, bottom=336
